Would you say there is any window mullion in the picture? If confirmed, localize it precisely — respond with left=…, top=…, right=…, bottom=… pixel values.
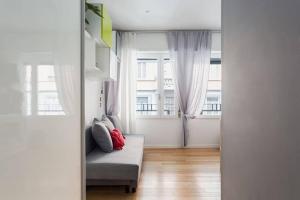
left=158, top=55, right=164, bottom=117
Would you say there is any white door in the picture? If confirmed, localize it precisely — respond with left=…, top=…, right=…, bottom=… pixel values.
left=0, top=0, right=82, bottom=199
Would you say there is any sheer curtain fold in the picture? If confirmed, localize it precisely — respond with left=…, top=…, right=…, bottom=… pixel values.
left=104, top=79, right=119, bottom=116
left=119, top=32, right=137, bottom=134
left=167, top=31, right=212, bottom=146
left=54, top=64, right=77, bottom=116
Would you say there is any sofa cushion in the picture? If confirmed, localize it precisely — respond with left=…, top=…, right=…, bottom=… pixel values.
left=86, top=134, right=144, bottom=181
left=85, top=126, right=96, bottom=155
left=107, top=115, right=124, bottom=133
left=92, top=119, right=113, bottom=153
left=102, top=115, right=115, bottom=132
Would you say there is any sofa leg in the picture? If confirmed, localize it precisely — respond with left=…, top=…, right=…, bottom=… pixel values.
left=125, top=186, right=130, bottom=193
left=125, top=185, right=136, bottom=193
left=131, top=187, right=136, bottom=193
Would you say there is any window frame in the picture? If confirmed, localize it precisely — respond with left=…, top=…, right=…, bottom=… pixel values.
left=136, top=51, right=178, bottom=119
left=136, top=51, right=222, bottom=119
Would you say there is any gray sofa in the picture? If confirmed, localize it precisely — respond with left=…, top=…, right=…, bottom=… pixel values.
left=85, top=127, right=144, bottom=193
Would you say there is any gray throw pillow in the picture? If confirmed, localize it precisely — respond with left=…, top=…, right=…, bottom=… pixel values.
left=91, top=118, right=113, bottom=153
left=107, top=115, right=124, bottom=133
left=102, top=115, right=115, bottom=132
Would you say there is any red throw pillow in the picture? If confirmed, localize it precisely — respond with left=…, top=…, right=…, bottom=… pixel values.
left=110, top=129, right=125, bottom=150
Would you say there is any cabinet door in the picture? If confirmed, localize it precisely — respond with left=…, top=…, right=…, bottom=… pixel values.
left=0, top=1, right=82, bottom=200
left=101, top=5, right=112, bottom=48
left=85, top=34, right=96, bottom=69
left=110, top=50, right=118, bottom=80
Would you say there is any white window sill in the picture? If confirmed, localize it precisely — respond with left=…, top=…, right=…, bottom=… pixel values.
left=136, top=115, right=221, bottom=120
left=196, top=115, right=221, bottom=119
left=136, top=116, right=178, bottom=120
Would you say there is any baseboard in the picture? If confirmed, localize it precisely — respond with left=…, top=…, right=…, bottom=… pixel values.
left=144, top=144, right=220, bottom=149
left=186, top=144, right=220, bottom=148
left=144, top=145, right=181, bottom=148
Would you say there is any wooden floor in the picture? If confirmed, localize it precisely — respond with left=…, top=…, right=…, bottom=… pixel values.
left=87, top=148, right=221, bottom=200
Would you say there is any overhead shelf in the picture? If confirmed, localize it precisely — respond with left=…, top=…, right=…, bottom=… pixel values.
left=85, top=66, right=104, bottom=80
left=85, top=4, right=112, bottom=48
left=85, top=30, right=107, bottom=48
left=84, top=4, right=115, bottom=81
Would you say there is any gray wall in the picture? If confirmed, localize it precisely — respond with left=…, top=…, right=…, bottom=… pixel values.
left=222, top=0, right=300, bottom=199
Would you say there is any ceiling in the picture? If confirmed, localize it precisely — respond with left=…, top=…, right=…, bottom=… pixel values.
left=89, top=0, right=221, bottom=31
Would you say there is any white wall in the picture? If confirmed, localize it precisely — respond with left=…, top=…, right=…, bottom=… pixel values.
left=135, top=32, right=221, bottom=148
left=0, top=0, right=82, bottom=199
left=222, top=0, right=300, bottom=199
left=136, top=32, right=221, bottom=52
left=85, top=80, right=102, bottom=126
left=84, top=36, right=104, bottom=126
left=136, top=118, right=220, bottom=148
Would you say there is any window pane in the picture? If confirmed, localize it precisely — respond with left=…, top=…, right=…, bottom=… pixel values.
left=136, top=92, right=159, bottom=116
left=202, top=62, right=222, bottom=116
left=137, top=60, right=157, bottom=80
left=202, top=90, right=221, bottom=116
left=209, top=64, right=221, bottom=80
left=136, top=59, right=158, bottom=116
left=163, top=90, right=176, bottom=116
left=163, top=61, right=176, bottom=116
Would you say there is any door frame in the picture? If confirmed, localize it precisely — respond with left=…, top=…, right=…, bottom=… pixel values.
left=80, top=0, right=86, bottom=199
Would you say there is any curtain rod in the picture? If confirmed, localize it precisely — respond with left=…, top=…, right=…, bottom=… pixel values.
left=116, top=30, right=221, bottom=34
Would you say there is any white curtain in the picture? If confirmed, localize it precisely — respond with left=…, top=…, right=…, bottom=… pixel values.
left=119, top=32, right=137, bottom=134
left=54, top=64, right=77, bottom=116
left=104, top=79, right=119, bottom=116
left=167, top=31, right=212, bottom=146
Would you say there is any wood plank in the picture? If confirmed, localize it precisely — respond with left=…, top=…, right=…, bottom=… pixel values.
left=87, top=148, right=221, bottom=200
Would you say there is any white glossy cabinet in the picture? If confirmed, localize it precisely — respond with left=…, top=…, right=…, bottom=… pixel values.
left=85, top=30, right=118, bottom=81
left=110, top=51, right=118, bottom=80
left=85, top=32, right=96, bottom=69
left=95, top=46, right=118, bottom=81
left=0, top=0, right=82, bottom=200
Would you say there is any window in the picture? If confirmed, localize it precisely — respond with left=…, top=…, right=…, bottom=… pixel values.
left=202, top=52, right=222, bottom=116
left=25, top=64, right=64, bottom=116
left=136, top=51, right=221, bottom=117
left=136, top=52, right=177, bottom=117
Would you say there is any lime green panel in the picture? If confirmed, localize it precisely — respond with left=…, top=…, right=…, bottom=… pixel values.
left=101, top=5, right=112, bottom=48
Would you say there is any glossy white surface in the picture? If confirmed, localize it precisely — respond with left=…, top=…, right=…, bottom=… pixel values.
left=222, top=0, right=300, bottom=199
left=0, top=0, right=81, bottom=199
